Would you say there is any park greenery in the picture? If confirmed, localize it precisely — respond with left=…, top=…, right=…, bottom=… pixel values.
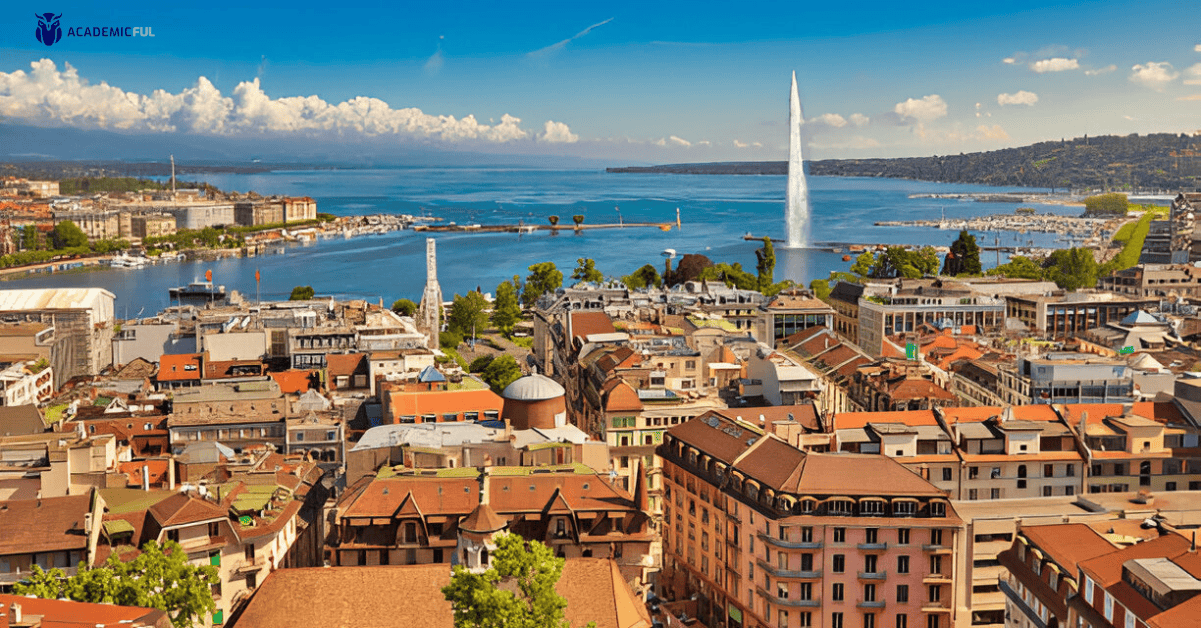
left=448, top=291, right=491, bottom=341
left=391, top=298, right=418, bottom=317
left=289, top=285, right=315, bottom=300
left=480, top=354, right=523, bottom=394
left=492, top=276, right=523, bottom=336
left=1082, top=192, right=1130, bottom=216
left=14, top=540, right=218, bottom=628
left=571, top=258, right=604, bottom=283
left=524, top=262, right=564, bottom=305
left=441, top=532, right=595, bottom=628
left=943, top=231, right=983, bottom=276
left=57, top=177, right=176, bottom=195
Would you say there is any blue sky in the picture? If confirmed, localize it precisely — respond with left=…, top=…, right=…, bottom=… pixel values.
left=3, top=1, right=1200, bottom=162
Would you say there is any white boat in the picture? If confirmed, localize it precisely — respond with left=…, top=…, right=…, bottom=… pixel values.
left=110, top=254, right=148, bottom=268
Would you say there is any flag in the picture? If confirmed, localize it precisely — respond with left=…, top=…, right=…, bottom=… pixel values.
left=255, top=269, right=261, bottom=283
left=205, top=269, right=212, bottom=282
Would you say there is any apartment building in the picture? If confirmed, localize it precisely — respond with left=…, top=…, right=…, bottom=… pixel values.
left=996, top=354, right=1135, bottom=406
left=1003, top=292, right=1157, bottom=340
left=659, top=413, right=966, bottom=628
left=857, top=281, right=1006, bottom=357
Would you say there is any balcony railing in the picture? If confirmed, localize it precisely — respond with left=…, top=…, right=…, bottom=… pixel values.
left=757, top=560, right=822, bottom=579
left=922, top=601, right=952, bottom=613
left=857, top=570, right=888, bottom=580
left=857, top=542, right=888, bottom=551
left=857, top=600, right=886, bottom=609
left=922, top=544, right=952, bottom=553
left=755, top=586, right=820, bottom=608
left=758, top=533, right=822, bottom=550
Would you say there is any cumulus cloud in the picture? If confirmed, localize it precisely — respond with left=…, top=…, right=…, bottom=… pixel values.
left=976, top=124, right=1009, bottom=141
left=733, top=139, right=748, bottom=148
left=1196, top=44, right=1201, bottom=53
left=810, top=113, right=847, bottom=128
left=1030, top=58, right=1079, bottom=73
left=0, top=59, right=580, bottom=144
left=1129, top=62, right=1179, bottom=90
left=894, top=94, right=947, bottom=122
left=1177, top=94, right=1201, bottom=101
left=848, top=113, right=869, bottom=126
left=997, top=90, right=1039, bottom=106
left=539, top=120, right=578, bottom=143
left=1003, top=57, right=1017, bottom=65
left=668, top=135, right=690, bottom=147
left=1085, top=65, right=1117, bottom=76
left=1184, top=63, right=1201, bottom=86
left=527, top=18, right=613, bottom=60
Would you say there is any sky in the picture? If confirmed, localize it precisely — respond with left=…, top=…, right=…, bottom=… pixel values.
left=3, top=1, right=1201, bottom=163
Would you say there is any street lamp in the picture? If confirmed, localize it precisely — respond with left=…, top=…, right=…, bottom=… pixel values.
left=615, top=206, right=623, bottom=227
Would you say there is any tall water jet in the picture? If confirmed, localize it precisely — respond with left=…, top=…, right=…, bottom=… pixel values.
left=785, top=71, right=811, bottom=248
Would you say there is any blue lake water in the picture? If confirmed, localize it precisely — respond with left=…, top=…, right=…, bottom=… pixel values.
left=1, top=169, right=1073, bottom=317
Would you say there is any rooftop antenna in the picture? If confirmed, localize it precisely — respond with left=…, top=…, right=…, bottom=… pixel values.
left=170, top=154, right=176, bottom=200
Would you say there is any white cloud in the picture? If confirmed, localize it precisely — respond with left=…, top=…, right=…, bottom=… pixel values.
left=1002, top=57, right=1017, bottom=65
left=1085, top=65, right=1117, bottom=76
left=848, top=113, right=869, bottom=126
left=0, top=59, right=579, bottom=144
left=1184, top=63, right=1201, bottom=85
left=997, top=90, right=1039, bottom=106
left=424, top=50, right=444, bottom=75
left=733, top=139, right=749, bottom=148
left=1196, top=44, right=1201, bottom=53
left=539, top=120, right=578, bottom=143
left=1129, top=62, right=1179, bottom=91
left=653, top=137, right=667, bottom=147
left=752, top=141, right=762, bottom=148
left=894, top=94, right=947, bottom=122
left=1124, top=115, right=1137, bottom=121
left=1030, top=58, right=1079, bottom=73
left=527, top=18, right=613, bottom=60
left=976, top=124, right=1009, bottom=141
left=810, top=113, right=847, bottom=128
left=668, top=135, right=691, bottom=147
left=697, top=140, right=711, bottom=146
left=1177, top=94, right=1201, bottom=101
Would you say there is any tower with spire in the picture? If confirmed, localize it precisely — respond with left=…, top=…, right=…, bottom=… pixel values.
left=417, top=237, right=442, bottom=350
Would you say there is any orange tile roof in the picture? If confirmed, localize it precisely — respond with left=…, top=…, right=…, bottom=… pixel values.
left=571, top=311, right=617, bottom=341
left=0, top=593, right=169, bottom=628
left=148, top=492, right=227, bottom=527
left=326, top=353, right=368, bottom=380
left=1020, top=524, right=1116, bottom=575
left=0, top=493, right=93, bottom=556
left=834, top=410, right=939, bottom=430
left=1078, top=532, right=1193, bottom=586
left=156, top=353, right=202, bottom=381
left=941, top=405, right=1060, bottom=423
left=386, top=388, right=504, bottom=419
left=342, top=477, right=479, bottom=519
left=271, top=370, right=315, bottom=394
left=119, top=459, right=171, bottom=487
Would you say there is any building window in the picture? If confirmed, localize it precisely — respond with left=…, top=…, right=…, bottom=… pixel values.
left=941, top=468, right=952, bottom=482
left=968, top=489, right=978, bottom=500
left=864, top=613, right=876, bottom=628
left=897, top=528, right=910, bottom=545
left=897, top=585, right=909, bottom=603
left=928, top=585, right=941, bottom=603
left=926, top=616, right=939, bottom=628
left=1104, top=593, right=1114, bottom=621
left=831, top=612, right=843, bottom=628
left=800, top=582, right=813, bottom=601
left=801, top=526, right=814, bottom=543
left=799, top=612, right=812, bottom=627
left=834, top=527, right=846, bottom=543
left=930, top=529, right=943, bottom=545
left=833, top=554, right=845, bottom=573
left=865, top=528, right=878, bottom=544
left=897, top=555, right=910, bottom=574
left=832, top=583, right=844, bottom=602
left=896, top=614, right=908, bottom=628
left=864, top=583, right=876, bottom=602
left=968, top=466, right=979, bottom=479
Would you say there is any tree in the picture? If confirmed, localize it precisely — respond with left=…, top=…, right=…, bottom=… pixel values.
left=481, top=354, right=523, bottom=394
left=469, top=355, right=495, bottom=373
left=571, top=258, right=603, bottom=284
left=809, top=278, right=831, bottom=301
left=448, top=292, right=490, bottom=339
left=622, top=264, right=661, bottom=289
left=548, top=215, right=559, bottom=227
left=51, top=220, right=88, bottom=249
left=850, top=251, right=876, bottom=278
left=1082, top=193, right=1128, bottom=216
left=987, top=255, right=1044, bottom=280
left=15, top=540, right=218, bottom=628
left=756, top=237, right=775, bottom=291
left=943, top=230, right=982, bottom=276
left=442, top=532, right=595, bottom=628
left=664, top=253, right=713, bottom=286
left=1044, top=247, right=1099, bottom=291
left=492, top=276, right=523, bottom=336
left=441, top=330, right=463, bottom=350
left=524, top=262, right=563, bottom=305
left=697, top=263, right=758, bottom=290
left=391, top=298, right=418, bottom=317
left=289, top=285, right=315, bottom=300
left=571, top=214, right=584, bottom=228
left=21, top=225, right=40, bottom=251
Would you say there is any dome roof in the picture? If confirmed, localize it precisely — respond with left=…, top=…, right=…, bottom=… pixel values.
left=502, top=373, right=565, bottom=401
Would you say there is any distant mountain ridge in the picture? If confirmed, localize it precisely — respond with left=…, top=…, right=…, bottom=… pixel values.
left=607, top=133, right=1201, bottom=191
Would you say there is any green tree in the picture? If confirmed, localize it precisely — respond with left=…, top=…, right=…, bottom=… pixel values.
left=756, top=237, right=776, bottom=291
left=391, top=298, right=418, bottom=317
left=51, top=220, right=89, bottom=249
left=809, top=278, right=831, bottom=301
left=548, top=215, right=559, bottom=227
left=442, top=532, right=595, bottom=628
left=15, top=540, right=218, bottom=628
left=481, top=354, right=523, bottom=394
left=912, top=246, right=941, bottom=276
left=492, top=276, right=523, bottom=336
left=622, top=264, right=662, bottom=289
left=943, top=230, right=982, bottom=276
left=21, top=225, right=40, bottom=251
left=571, top=258, right=604, bottom=284
left=1082, top=192, right=1129, bottom=216
left=441, top=330, right=464, bottom=350
left=448, top=291, right=490, bottom=339
left=697, top=262, right=759, bottom=290
left=571, top=214, right=584, bottom=227
left=469, top=355, right=495, bottom=373
left=524, top=262, right=563, bottom=305
left=289, top=285, right=315, bottom=300
left=850, top=251, right=876, bottom=278
left=1044, top=247, right=1099, bottom=291
left=987, top=255, right=1044, bottom=279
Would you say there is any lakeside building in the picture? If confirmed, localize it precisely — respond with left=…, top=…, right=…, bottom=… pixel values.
left=51, top=208, right=121, bottom=241
left=329, top=465, right=654, bottom=583
left=1100, top=263, right=1201, bottom=298
left=129, top=213, right=176, bottom=239
left=996, top=354, right=1135, bottom=406
left=659, top=412, right=966, bottom=628
left=755, top=291, right=836, bottom=348
left=1003, top=292, right=1159, bottom=341
left=857, top=281, right=1007, bottom=358
left=0, top=288, right=115, bottom=387
left=1, top=179, right=59, bottom=198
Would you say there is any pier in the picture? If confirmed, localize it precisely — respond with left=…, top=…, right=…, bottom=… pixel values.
left=413, top=222, right=674, bottom=234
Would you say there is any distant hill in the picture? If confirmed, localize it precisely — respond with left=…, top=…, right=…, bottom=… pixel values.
left=607, top=133, right=1201, bottom=191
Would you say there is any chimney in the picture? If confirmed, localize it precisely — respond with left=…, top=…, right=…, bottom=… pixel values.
left=10, top=603, right=19, bottom=625
left=479, top=467, right=489, bottom=506
left=1193, top=530, right=1197, bottom=552
left=142, top=465, right=150, bottom=491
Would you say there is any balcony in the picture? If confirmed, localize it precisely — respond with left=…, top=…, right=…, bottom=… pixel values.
left=857, top=600, right=886, bottom=609
left=922, top=544, right=953, bottom=554
left=922, top=601, right=952, bottom=613
left=755, top=586, right=820, bottom=608
left=857, top=570, right=888, bottom=580
left=857, top=542, right=888, bottom=551
left=758, top=533, right=822, bottom=550
left=923, top=573, right=953, bottom=584
left=757, top=560, right=822, bottom=579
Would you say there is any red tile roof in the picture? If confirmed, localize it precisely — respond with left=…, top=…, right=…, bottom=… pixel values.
left=156, top=353, right=202, bottom=382
left=386, top=388, right=504, bottom=421
left=148, top=492, right=227, bottom=528
left=271, top=370, right=315, bottom=394
left=1020, top=523, right=1116, bottom=575
left=0, top=493, right=93, bottom=556
left=571, top=311, right=617, bottom=342
left=0, top=593, right=170, bottom=628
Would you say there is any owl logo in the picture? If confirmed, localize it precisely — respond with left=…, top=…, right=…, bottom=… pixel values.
left=35, top=13, right=63, bottom=46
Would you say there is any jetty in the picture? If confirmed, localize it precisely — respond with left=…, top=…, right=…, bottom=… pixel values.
left=413, top=222, right=674, bottom=234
